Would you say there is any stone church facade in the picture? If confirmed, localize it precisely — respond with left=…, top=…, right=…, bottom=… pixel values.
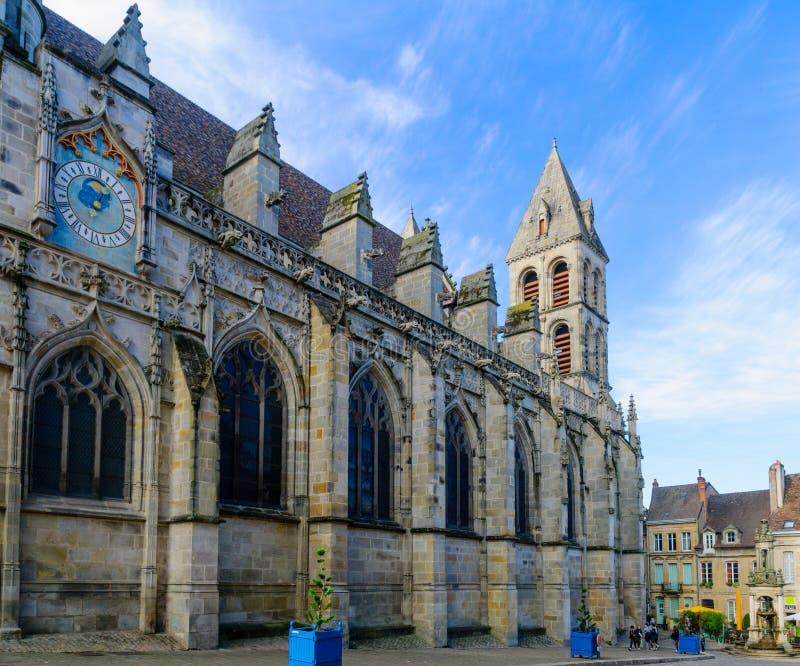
left=0, top=2, right=645, bottom=649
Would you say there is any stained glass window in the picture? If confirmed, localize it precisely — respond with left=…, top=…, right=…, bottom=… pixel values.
left=348, top=373, right=392, bottom=520
left=446, top=410, right=471, bottom=529
left=217, top=340, right=284, bottom=508
left=514, top=440, right=529, bottom=536
left=31, top=347, right=130, bottom=500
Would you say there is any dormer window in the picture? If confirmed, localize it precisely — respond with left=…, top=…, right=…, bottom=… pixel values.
left=523, top=270, right=539, bottom=302
left=725, top=530, right=736, bottom=544
left=704, top=531, right=715, bottom=550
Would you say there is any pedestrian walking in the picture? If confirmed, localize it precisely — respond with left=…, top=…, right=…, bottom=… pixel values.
left=651, top=623, right=660, bottom=650
left=670, top=627, right=679, bottom=652
left=628, top=625, right=636, bottom=650
left=634, top=625, right=642, bottom=649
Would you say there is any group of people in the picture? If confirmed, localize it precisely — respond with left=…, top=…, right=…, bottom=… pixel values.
left=627, top=622, right=659, bottom=650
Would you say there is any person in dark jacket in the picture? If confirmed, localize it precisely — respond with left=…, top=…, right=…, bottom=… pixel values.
left=671, top=627, right=679, bottom=651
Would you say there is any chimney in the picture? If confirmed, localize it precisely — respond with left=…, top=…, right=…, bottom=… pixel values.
left=697, top=469, right=707, bottom=506
left=652, top=479, right=658, bottom=488
left=769, top=460, right=785, bottom=513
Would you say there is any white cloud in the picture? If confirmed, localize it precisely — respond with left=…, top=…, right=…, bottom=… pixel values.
left=397, top=43, right=423, bottom=78
left=47, top=0, right=448, bottom=194
left=612, top=181, right=800, bottom=421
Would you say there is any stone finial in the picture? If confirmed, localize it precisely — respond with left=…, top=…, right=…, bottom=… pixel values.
left=401, top=205, right=420, bottom=239
left=143, top=117, right=157, bottom=185
left=39, top=61, right=58, bottom=134
left=552, top=137, right=557, bottom=150
left=458, top=264, right=498, bottom=307
left=395, top=220, right=444, bottom=276
left=96, top=4, right=153, bottom=96
left=322, top=172, right=374, bottom=229
left=225, top=103, right=281, bottom=169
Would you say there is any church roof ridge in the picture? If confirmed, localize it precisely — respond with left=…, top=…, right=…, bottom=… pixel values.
left=41, top=6, right=404, bottom=289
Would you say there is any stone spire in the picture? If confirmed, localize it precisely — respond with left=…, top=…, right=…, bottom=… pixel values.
left=96, top=4, right=153, bottom=98
left=506, top=141, right=592, bottom=263
left=627, top=394, right=638, bottom=438
left=401, top=206, right=420, bottom=239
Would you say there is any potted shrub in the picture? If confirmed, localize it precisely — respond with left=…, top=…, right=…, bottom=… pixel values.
left=570, top=588, right=600, bottom=658
left=288, top=547, right=343, bottom=666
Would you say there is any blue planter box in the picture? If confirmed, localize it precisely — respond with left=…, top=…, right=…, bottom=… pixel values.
left=678, top=634, right=701, bottom=654
left=288, top=621, right=343, bottom=666
left=570, top=630, right=599, bottom=658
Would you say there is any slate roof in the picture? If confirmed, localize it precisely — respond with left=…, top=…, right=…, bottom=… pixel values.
left=42, top=7, right=401, bottom=290
left=648, top=482, right=718, bottom=523
left=769, top=473, right=800, bottom=531
left=704, top=489, right=770, bottom=548
left=505, top=142, right=607, bottom=264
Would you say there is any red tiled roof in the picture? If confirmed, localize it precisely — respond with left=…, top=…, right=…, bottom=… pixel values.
left=769, top=473, right=800, bottom=530
left=43, top=8, right=401, bottom=289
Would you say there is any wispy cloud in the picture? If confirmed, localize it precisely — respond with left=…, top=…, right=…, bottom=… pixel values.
left=612, top=181, right=800, bottom=421
left=48, top=0, right=448, bottom=198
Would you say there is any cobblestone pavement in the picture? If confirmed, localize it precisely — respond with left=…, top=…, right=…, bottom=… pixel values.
left=0, top=631, right=730, bottom=666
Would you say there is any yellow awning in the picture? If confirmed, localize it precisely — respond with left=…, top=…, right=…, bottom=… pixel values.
left=678, top=606, right=725, bottom=615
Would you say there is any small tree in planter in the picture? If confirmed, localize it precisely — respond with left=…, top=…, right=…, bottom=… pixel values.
left=289, top=548, right=343, bottom=666
left=306, top=547, right=335, bottom=628
left=570, top=588, right=600, bottom=658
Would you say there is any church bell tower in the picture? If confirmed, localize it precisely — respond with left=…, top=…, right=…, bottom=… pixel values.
left=505, top=141, right=609, bottom=396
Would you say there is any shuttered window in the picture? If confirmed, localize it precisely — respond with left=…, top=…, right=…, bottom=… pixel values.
left=554, top=324, right=571, bottom=373
left=522, top=271, right=539, bottom=302
left=552, top=262, right=569, bottom=306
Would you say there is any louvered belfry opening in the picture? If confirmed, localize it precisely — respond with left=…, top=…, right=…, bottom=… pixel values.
left=552, top=262, right=569, bottom=306
left=522, top=270, right=539, bottom=302
left=554, top=324, right=571, bottom=374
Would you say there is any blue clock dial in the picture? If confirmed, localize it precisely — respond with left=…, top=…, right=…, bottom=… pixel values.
left=53, top=160, right=136, bottom=248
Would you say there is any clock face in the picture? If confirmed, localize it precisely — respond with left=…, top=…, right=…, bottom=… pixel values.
left=53, top=160, right=136, bottom=248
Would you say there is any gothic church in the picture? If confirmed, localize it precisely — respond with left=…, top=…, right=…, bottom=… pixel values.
left=0, top=2, right=645, bottom=648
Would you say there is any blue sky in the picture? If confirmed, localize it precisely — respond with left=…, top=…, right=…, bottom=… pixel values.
left=48, top=0, right=800, bottom=505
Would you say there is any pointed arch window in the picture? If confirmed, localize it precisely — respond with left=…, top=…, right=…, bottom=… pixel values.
left=446, top=410, right=471, bottom=529
left=566, top=459, right=576, bottom=541
left=594, top=331, right=602, bottom=378
left=30, top=347, right=131, bottom=500
left=592, top=270, right=600, bottom=310
left=514, top=439, right=529, bottom=536
left=583, top=260, right=591, bottom=303
left=554, top=324, right=571, bottom=374
left=552, top=262, right=569, bottom=307
left=348, top=373, right=393, bottom=520
left=583, top=324, right=591, bottom=373
left=522, top=270, right=539, bottom=303
left=217, top=340, right=284, bottom=508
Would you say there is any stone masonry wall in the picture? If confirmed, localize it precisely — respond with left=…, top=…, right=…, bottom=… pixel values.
left=347, top=527, right=404, bottom=628
left=445, top=537, right=482, bottom=627
left=0, top=57, right=38, bottom=232
left=19, top=513, right=143, bottom=633
left=217, top=516, right=298, bottom=625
